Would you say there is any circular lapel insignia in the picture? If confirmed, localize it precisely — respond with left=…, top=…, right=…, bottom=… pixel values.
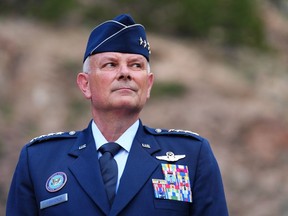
left=46, top=172, right=67, bottom=192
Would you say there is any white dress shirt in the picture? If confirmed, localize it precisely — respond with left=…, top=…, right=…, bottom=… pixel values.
left=91, top=120, right=139, bottom=191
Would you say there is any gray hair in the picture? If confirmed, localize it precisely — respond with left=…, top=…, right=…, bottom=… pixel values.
left=83, top=57, right=91, bottom=73
left=82, top=56, right=151, bottom=74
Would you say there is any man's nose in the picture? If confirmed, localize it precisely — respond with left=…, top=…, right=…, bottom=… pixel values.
left=117, top=65, right=132, bottom=80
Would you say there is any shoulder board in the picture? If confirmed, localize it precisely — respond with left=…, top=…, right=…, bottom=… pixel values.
left=29, top=130, right=77, bottom=145
left=144, top=126, right=202, bottom=141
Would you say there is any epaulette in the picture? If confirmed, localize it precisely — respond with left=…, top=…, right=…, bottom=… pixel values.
left=144, top=126, right=202, bottom=141
left=29, top=130, right=77, bottom=145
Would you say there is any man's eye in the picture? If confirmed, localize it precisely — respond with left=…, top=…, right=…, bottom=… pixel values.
left=107, top=63, right=116, bottom=67
left=131, top=63, right=142, bottom=69
left=102, top=62, right=116, bottom=69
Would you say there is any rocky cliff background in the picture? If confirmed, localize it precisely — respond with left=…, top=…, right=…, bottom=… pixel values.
left=0, top=1, right=288, bottom=215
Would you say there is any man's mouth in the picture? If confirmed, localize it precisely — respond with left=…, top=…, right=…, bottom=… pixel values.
left=112, top=86, right=137, bottom=92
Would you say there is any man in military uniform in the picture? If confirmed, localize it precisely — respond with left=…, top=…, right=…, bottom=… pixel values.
left=7, top=14, right=229, bottom=215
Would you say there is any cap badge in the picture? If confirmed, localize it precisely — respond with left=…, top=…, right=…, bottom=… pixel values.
left=46, top=172, right=67, bottom=192
left=139, top=37, right=151, bottom=54
left=156, top=151, right=186, bottom=162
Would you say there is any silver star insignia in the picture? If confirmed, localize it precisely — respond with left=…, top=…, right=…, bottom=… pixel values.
left=139, top=37, right=143, bottom=45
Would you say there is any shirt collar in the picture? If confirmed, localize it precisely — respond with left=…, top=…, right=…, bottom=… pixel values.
left=92, top=120, right=139, bottom=153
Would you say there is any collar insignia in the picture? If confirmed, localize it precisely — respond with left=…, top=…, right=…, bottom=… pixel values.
left=142, top=143, right=151, bottom=148
left=79, top=144, right=87, bottom=150
left=156, top=151, right=186, bottom=162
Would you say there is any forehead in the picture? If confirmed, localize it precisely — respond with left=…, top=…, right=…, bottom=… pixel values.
left=91, top=52, right=147, bottom=62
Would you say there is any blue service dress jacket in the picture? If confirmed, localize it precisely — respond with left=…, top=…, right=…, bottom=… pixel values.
left=7, top=120, right=229, bottom=216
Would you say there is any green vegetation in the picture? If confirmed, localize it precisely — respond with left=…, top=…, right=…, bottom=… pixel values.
left=0, top=98, right=13, bottom=121
left=0, top=0, right=266, bottom=48
left=118, top=0, right=266, bottom=47
left=0, top=0, right=77, bottom=22
left=151, top=81, right=187, bottom=99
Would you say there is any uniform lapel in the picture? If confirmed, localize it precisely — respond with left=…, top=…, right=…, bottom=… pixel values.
left=68, top=123, right=110, bottom=215
left=110, top=123, right=160, bottom=216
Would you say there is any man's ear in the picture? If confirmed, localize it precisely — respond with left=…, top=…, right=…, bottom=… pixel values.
left=146, top=72, right=154, bottom=99
left=77, top=72, right=92, bottom=99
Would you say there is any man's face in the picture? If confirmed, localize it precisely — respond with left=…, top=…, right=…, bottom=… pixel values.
left=78, top=52, right=154, bottom=115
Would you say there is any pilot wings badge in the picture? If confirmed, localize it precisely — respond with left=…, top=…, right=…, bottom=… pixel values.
left=156, top=151, right=186, bottom=162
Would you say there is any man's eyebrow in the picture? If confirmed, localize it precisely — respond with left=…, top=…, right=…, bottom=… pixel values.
left=97, top=56, right=118, bottom=64
left=128, top=56, right=146, bottom=62
left=100, top=55, right=118, bottom=60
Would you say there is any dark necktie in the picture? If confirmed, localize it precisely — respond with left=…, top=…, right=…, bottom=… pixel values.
left=99, top=142, right=121, bottom=205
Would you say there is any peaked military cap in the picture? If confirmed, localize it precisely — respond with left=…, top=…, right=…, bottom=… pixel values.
left=83, top=14, right=151, bottom=62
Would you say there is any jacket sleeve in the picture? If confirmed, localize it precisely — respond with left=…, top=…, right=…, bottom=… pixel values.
left=190, top=139, right=229, bottom=216
left=6, top=145, right=39, bottom=216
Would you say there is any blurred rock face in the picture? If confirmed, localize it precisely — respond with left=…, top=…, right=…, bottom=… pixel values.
left=1, top=4, right=288, bottom=215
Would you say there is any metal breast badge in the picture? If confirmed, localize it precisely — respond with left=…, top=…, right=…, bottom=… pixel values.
left=156, top=151, right=186, bottom=162
left=46, top=172, right=67, bottom=192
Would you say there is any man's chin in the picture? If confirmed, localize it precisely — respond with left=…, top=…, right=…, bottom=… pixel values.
left=112, top=102, right=143, bottom=113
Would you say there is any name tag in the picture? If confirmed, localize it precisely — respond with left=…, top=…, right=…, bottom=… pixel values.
left=40, top=193, right=68, bottom=209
